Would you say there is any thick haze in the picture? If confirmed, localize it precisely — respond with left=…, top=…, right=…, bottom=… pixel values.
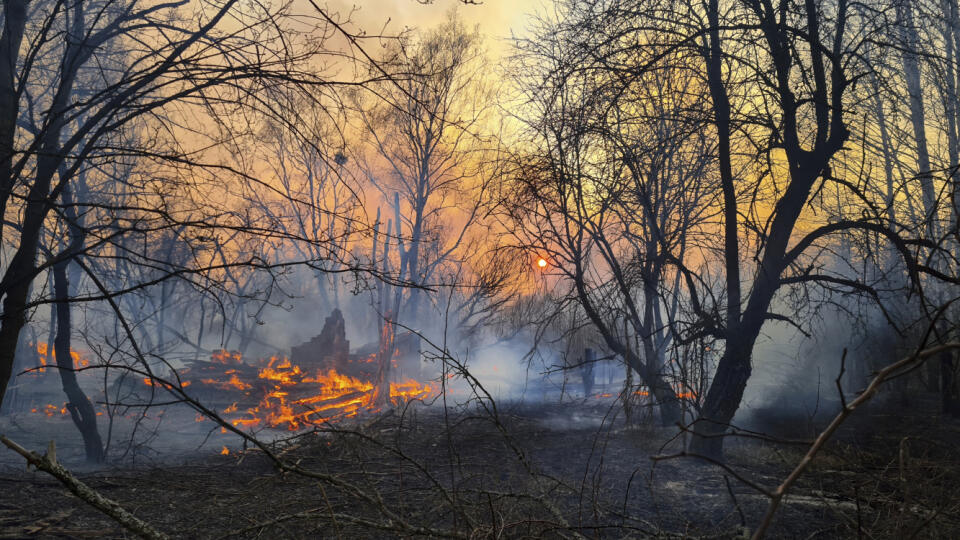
left=329, top=0, right=534, bottom=56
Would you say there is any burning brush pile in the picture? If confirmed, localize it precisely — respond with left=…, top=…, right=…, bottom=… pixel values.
left=166, top=348, right=433, bottom=431
left=148, top=309, right=434, bottom=431
left=14, top=310, right=434, bottom=433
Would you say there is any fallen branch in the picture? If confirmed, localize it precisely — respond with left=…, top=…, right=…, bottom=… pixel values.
left=0, top=435, right=169, bottom=540
left=751, top=341, right=960, bottom=539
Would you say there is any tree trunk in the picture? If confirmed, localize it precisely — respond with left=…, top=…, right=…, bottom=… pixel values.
left=622, top=359, right=634, bottom=424
left=947, top=0, right=960, bottom=254
left=0, top=287, right=29, bottom=407
left=581, top=347, right=595, bottom=396
left=870, top=72, right=901, bottom=274
left=0, top=179, right=57, bottom=406
left=687, top=0, right=747, bottom=458
left=53, top=261, right=104, bottom=463
left=942, top=350, right=960, bottom=417
left=899, top=1, right=938, bottom=236
left=689, top=333, right=757, bottom=458
left=0, top=0, right=27, bottom=244
left=370, top=313, right=395, bottom=408
left=0, top=0, right=84, bottom=406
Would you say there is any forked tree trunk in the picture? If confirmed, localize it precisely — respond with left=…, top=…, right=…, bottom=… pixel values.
left=0, top=0, right=83, bottom=406
left=689, top=332, right=758, bottom=458
left=687, top=0, right=851, bottom=459
left=53, top=261, right=104, bottom=463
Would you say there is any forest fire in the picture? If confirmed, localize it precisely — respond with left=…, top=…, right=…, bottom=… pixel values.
left=22, top=344, right=433, bottom=432
left=28, top=402, right=104, bottom=417
left=635, top=389, right=697, bottom=400
left=4, top=1, right=960, bottom=537
left=147, top=350, right=434, bottom=431
left=33, top=342, right=90, bottom=372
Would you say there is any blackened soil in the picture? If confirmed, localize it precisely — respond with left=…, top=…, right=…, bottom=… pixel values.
left=1, top=397, right=958, bottom=539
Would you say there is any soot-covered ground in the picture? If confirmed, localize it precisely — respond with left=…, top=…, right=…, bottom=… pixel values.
left=0, top=396, right=958, bottom=539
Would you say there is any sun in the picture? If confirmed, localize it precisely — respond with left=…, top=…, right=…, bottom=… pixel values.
left=537, top=258, right=547, bottom=269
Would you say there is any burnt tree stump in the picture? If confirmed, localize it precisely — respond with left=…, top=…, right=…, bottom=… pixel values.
left=291, top=309, right=351, bottom=373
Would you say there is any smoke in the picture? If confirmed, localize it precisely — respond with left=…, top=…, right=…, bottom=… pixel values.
left=733, top=290, right=928, bottom=434
left=436, top=341, right=542, bottom=403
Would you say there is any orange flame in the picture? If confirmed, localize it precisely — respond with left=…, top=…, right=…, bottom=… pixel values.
left=71, top=349, right=436, bottom=432
left=211, top=349, right=244, bottom=365
left=143, top=377, right=191, bottom=390
left=629, top=388, right=697, bottom=399
left=197, top=352, right=437, bottom=432
left=35, top=342, right=90, bottom=371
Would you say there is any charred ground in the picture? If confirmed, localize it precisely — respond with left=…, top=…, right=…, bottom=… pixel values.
left=1, top=396, right=958, bottom=539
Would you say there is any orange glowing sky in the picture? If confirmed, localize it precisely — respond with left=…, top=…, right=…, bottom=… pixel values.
left=327, top=0, right=535, bottom=58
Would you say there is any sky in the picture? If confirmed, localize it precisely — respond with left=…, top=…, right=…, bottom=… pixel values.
left=334, top=0, right=538, bottom=58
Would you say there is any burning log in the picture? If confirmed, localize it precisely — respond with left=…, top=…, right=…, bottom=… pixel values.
left=24, top=336, right=434, bottom=433
left=147, top=347, right=434, bottom=432
left=181, top=356, right=265, bottom=394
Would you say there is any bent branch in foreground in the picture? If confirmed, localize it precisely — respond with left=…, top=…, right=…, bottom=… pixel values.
left=752, top=341, right=960, bottom=539
left=0, top=435, right=169, bottom=540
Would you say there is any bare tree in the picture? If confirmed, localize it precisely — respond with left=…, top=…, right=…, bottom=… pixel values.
left=505, top=3, right=718, bottom=424
left=0, top=0, right=394, bottom=417
left=354, top=13, right=494, bottom=330
left=507, top=0, right=959, bottom=457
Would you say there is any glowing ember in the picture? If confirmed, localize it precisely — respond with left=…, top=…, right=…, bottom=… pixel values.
left=211, top=349, right=243, bottom=365
left=590, top=389, right=698, bottom=400
left=30, top=403, right=69, bottom=417
left=225, top=374, right=251, bottom=390
left=143, top=377, right=190, bottom=390
left=630, top=389, right=697, bottom=399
